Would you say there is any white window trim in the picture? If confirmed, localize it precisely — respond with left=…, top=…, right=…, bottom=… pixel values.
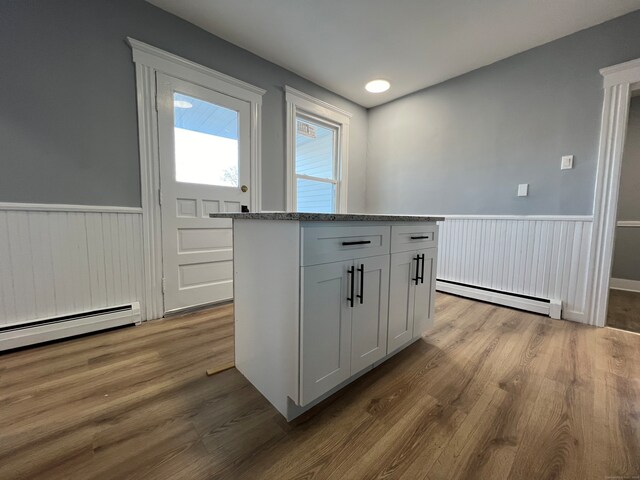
left=285, top=86, right=351, bottom=213
left=127, top=38, right=265, bottom=320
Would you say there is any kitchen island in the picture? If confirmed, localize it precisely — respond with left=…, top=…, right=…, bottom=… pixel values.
left=209, top=213, right=443, bottom=420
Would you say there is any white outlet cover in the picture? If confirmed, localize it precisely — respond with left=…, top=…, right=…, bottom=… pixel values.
left=561, top=155, right=574, bottom=170
left=517, top=184, right=529, bottom=197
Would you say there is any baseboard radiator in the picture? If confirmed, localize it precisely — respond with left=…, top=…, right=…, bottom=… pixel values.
left=0, top=302, right=141, bottom=352
left=436, top=279, right=562, bottom=319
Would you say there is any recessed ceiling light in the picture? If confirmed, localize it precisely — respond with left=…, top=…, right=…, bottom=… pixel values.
left=365, top=79, right=390, bottom=93
left=174, top=100, right=193, bottom=109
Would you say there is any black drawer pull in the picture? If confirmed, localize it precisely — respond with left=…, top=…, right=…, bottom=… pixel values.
left=357, top=264, right=364, bottom=304
left=413, top=256, right=421, bottom=285
left=419, top=254, right=425, bottom=284
left=410, top=235, right=430, bottom=240
left=342, top=240, right=372, bottom=246
left=347, top=266, right=355, bottom=308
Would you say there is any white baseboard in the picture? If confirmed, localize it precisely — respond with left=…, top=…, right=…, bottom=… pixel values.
left=436, top=281, right=562, bottom=319
left=610, top=278, right=640, bottom=293
left=0, top=303, right=141, bottom=351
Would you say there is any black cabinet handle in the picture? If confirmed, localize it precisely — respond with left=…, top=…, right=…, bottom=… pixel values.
left=419, top=254, right=426, bottom=284
left=357, top=264, right=364, bottom=304
left=413, top=255, right=421, bottom=285
left=342, top=240, right=372, bottom=246
left=347, top=266, right=355, bottom=308
left=410, top=235, right=430, bottom=240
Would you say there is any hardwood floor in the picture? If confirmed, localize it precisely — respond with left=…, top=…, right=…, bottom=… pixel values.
left=607, top=288, right=640, bottom=334
left=1, top=294, right=639, bottom=479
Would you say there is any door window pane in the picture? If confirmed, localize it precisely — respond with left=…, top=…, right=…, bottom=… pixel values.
left=173, top=92, right=239, bottom=187
left=296, top=119, right=335, bottom=179
left=296, top=178, right=336, bottom=213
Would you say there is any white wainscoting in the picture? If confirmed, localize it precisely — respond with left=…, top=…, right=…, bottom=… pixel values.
left=0, top=204, right=145, bottom=325
left=436, top=215, right=593, bottom=322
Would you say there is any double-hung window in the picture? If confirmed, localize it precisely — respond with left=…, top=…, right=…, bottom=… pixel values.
left=286, top=87, right=351, bottom=213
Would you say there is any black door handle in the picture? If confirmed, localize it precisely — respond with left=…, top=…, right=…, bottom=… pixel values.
left=410, top=235, right=430, bottom=240
left=357, top=264, right=364, bottom=304
left=347, top=266, right=355, bottom=308
left=419, top=254, right=426, bottom=284
left=413, top=255, right=420, bottom=285
left=342, top=240, right=372, bottom=246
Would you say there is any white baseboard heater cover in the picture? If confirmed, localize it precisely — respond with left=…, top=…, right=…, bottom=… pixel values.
left=436, top=280, right=562, bottom=319
left=0, top=302, right=141, bottom=352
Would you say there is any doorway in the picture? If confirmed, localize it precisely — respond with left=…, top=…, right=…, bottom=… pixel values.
left=607, top=94, right=640, bottom=334
left=156, top=73, right=252, bottom=314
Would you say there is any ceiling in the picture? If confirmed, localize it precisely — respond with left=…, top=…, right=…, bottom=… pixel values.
left=148, top=0, right=640, bottom=108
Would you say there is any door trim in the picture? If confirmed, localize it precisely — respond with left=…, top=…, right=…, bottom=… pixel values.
left=128, top=38, right=265, bottom=320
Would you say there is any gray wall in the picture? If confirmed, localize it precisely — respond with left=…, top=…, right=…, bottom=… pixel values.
left=0, top=0, right=368, bottom=212
left=365, top=11, right=640, bottom=216
left=612, top=97, right=640, bottom=281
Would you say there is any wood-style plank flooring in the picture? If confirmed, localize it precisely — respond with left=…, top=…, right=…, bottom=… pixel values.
left=1, top=294, right=639, bottom=479
left=607, top=288, right=640, bottom=334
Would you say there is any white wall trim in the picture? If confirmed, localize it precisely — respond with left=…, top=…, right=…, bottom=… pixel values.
left=586, top=58, right=640, bottom=327
left=617, top=220, right=640, bottom=227
left=128, top=38, right=265, bottom=320
left=285, top=86, right=351, bottom=213
left=434, top=214, right=593, bottom=222
left=0, top=202, right=142, bottom=214
left=610, top=278, right=640, bottom=292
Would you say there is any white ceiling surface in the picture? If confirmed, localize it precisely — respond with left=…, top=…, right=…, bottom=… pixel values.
left=148, top=0, right=640, bottom=108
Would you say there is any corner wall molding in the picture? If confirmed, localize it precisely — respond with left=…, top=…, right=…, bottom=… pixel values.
left=617, top=220, right=640, bottom=227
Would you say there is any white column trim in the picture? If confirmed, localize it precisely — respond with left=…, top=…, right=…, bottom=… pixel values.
left=587, top=57, right=640, bottom=327
left=128, top=38, right=264, bottom=320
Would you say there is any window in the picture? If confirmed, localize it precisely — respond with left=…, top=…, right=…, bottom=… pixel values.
left=286, top=87, right=351, bottom=213
left=173, top=92, right=240, bottom=187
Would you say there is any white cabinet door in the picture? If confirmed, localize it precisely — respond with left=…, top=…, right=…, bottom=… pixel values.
left=413, top=248, right=437, bottom=337
left=388, top=250, right=419, bottom=353
left=351, top=255, right=389, bottom=374
left=300, top=260, right=353, bottom=405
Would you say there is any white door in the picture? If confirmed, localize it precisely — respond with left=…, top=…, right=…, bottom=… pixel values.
left=300, top=260, right=353, bottom=405
left=157, top=73, right=251, bottom=313
left=413, top=248, right=437, bottom=337
left=351, top=255, right=389, bottom=374
left=388, top=250, right=418, bottom=353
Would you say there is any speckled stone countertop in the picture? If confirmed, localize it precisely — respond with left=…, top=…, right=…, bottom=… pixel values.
left=208, top=212, right=444, bottom=222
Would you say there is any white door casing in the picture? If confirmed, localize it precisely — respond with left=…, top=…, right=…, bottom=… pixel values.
left=156, top=73, right=251, bottom=313
left=129, top=38, right=264, bottom=320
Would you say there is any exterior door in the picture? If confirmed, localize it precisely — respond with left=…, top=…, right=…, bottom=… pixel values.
left=388, top=250, right=418, bottom=353
left=413, top=248, right=437, bottom=337
left=157, top=73, right=251, bottom=313
left=351, top=255, right=389, bottom=374
left=300, top=260, right=353, bottom=405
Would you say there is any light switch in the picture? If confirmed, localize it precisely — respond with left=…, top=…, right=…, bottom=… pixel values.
left=517, top=184, right=529, bottom=197
left=561, top=155, right=574, bottom=170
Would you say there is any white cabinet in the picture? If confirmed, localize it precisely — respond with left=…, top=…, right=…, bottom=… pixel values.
left=350, top=255, right=389, bottom=375
left=301, top=254, right=389, bottom=404
left=232, top=219, right=439, bottom=421
left=388, top=248, right=437, bottom=353
left=300, top=260, right=353, bottom=405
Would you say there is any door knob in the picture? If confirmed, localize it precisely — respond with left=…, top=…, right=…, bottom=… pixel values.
left=241, top=185, right=248, bottom=192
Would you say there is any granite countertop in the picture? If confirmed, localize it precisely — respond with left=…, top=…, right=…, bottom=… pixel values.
left=208, top=212, right=444, bottom=222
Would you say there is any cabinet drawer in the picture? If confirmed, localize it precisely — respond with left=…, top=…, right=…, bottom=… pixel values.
left=301, top=225, right=390, bottom=266
left=391, top=224, right=437, bottom=253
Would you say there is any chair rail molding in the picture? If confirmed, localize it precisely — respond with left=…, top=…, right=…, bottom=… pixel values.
left=127, top=38, right=265, bottom=320
left=587, top=57, right=640, bottom=327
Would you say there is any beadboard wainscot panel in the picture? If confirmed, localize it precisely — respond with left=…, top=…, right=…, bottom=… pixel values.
left=436, top=215, right=593, bottom=323
left=0, top=203, right=145, bottom=325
